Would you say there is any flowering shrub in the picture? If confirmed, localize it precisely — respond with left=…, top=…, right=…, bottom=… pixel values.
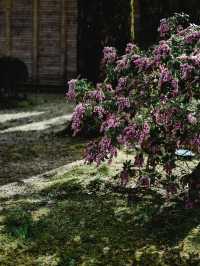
left=66, top=13, right=200, bottom=205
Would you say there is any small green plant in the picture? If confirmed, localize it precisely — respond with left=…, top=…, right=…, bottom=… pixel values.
left=5, top=208, right=33, bottom=240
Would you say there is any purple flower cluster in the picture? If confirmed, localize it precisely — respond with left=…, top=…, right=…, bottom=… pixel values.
left=117, top=96, right=130, bottom=111
left=100, top=114, right=120, bottom=132
left=133, top=57, right=151, bottom=71
left=85, top=137, right=117, bottom=165
left=159, top=66, right=172, bottom=87
left=117, top=125, right=138, bottom=146
left=139, top=122, right=150, bottom=144
left=71, top=103, right=85, bottom=136
left=184, top=31, right=200, bottom=44
left=94, top=106, right=106, bottom=119
left=66, top=79, right=77, bottom=101
left=180, top=63, right=194, bottom=80
left=102, top=46, right=117, bottom=64
left=88, top=89, right=105, bottom=102
left=125, top=43, right=137, bottom=54
left=158, top=18, right=170, bottom=38
left=190, top=54, right=200, bottom=67
left=154, top=41, right=171, bottom=61
left=115, top=56, right=129, bottom=72
left=187, top=113, right=197, bottom=125
left=116, top=77, right=128, bottom=92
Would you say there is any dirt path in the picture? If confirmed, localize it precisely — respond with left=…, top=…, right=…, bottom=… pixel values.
left=0, top=94, right=86, bottom=185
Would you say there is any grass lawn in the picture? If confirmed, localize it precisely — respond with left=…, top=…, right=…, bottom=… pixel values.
left=0, top=155, right=200, bottom=265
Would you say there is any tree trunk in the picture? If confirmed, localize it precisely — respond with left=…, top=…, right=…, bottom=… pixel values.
left=186, top=162, right=200, bottom=206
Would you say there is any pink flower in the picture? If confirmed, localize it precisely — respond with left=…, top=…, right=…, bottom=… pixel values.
left=117, top=97, right=130, bottom=111
left=71, top=103, right=85, bottom=135
left=125, top=43, right=138, bottom=54
left=158, top=18, right=170, bottom=38
left=154, top=41, right=171, bottom=61
left=85, top=137, right=117, bottom=165
left=116, top=77, right=128, bottom=92
left=159, top=66, right=172, bottom=87
left=94, top=106, right=106, bottom=119
left=184, top=31, right=200, bottom=44
left=66, top=79, right=77, bottom=101
left=180, top=63, right=194, bottom=80
left=117, top=125, right=137, bottom=145
left=102, top=47, right=117, bottom=64
left=88, top=88, right=105, bottom=102
left=187, top=113, right=197, bottom=125
left=133, top=57, right=151, bottom=71
left=100, top=114, right=120, bottom=132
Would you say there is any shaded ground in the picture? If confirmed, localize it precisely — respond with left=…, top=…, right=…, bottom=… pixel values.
left=0, top=94, right=86, bottom=185
left=0, top=161, right=200, bottom=266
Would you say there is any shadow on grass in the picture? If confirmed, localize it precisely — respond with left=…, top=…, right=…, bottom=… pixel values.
left=0, top=131, right=87, bottom=185
left=2, top=179, right=200, bottom=265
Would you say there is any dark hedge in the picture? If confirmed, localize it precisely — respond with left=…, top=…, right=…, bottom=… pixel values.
left=78, top=0, right=132, bottom=82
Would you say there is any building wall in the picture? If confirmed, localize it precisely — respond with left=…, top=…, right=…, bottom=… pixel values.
left=0, top=0, right=78, bottom=84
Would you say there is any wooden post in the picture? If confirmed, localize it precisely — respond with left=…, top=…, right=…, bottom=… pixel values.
left=4, top=0, right=12, bottom=56
left=33, top=0, right=38, bottom=81
left=131, top=0, right=135, bottom=40
left=131, top=0, right=140, bottom=42
left=60, top=0, right=66, bottom=80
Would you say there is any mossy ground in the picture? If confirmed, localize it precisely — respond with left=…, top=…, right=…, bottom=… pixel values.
left=1, top=158, right=200, bottom=266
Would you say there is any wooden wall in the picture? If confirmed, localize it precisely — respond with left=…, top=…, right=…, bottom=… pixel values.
left=0, top=0, right=78, bottom=84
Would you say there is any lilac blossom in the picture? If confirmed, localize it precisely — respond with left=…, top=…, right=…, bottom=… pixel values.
left=100, top=114, right=120, bottom=132
left=115, top=56, right=129, bottom=72
left=117, top=125, right=137, bottom=145
left=117, top=96, right=130, bottom=111
left=102, top=46, right=117, bottom=64
left=66, top=79, right=77, bottom=101
left=133, top=57, right=151, bottom=71
left=125, top=43, right=137, bottom=54
left=159, top=66, right=172, bottom=87
left=94, top=106, right=106, bottom=119
left=187, top=113, right=197, bottom=125
left=116, top=77, right=128, bottom=92
left=180, top=63, right=194, bottom=80
left=154, top=41, right=171, bottom=61
left=158, top=18, right=170, bottom=38
left=88, top=89, right=105, bottom=102
left=85, top=137, right=117, bottom=165
left=184, top=31, right=200, bottom=44
left=71, top=103, right=85, bottom=136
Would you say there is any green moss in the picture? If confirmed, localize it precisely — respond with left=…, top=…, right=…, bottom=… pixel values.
left=1, top=162, right=200, bottom=265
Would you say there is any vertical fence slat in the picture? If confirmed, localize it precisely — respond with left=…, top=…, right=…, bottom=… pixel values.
left=33, top=0, right=38, bottom=81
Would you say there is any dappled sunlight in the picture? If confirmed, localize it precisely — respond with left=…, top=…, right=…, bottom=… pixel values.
left=0, top=114, right=72, bottom=133
left=0, top=111, right=45, bottom=123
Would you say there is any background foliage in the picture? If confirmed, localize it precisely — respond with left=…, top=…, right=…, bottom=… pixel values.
left=78, top=0, right=132, bottom=81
